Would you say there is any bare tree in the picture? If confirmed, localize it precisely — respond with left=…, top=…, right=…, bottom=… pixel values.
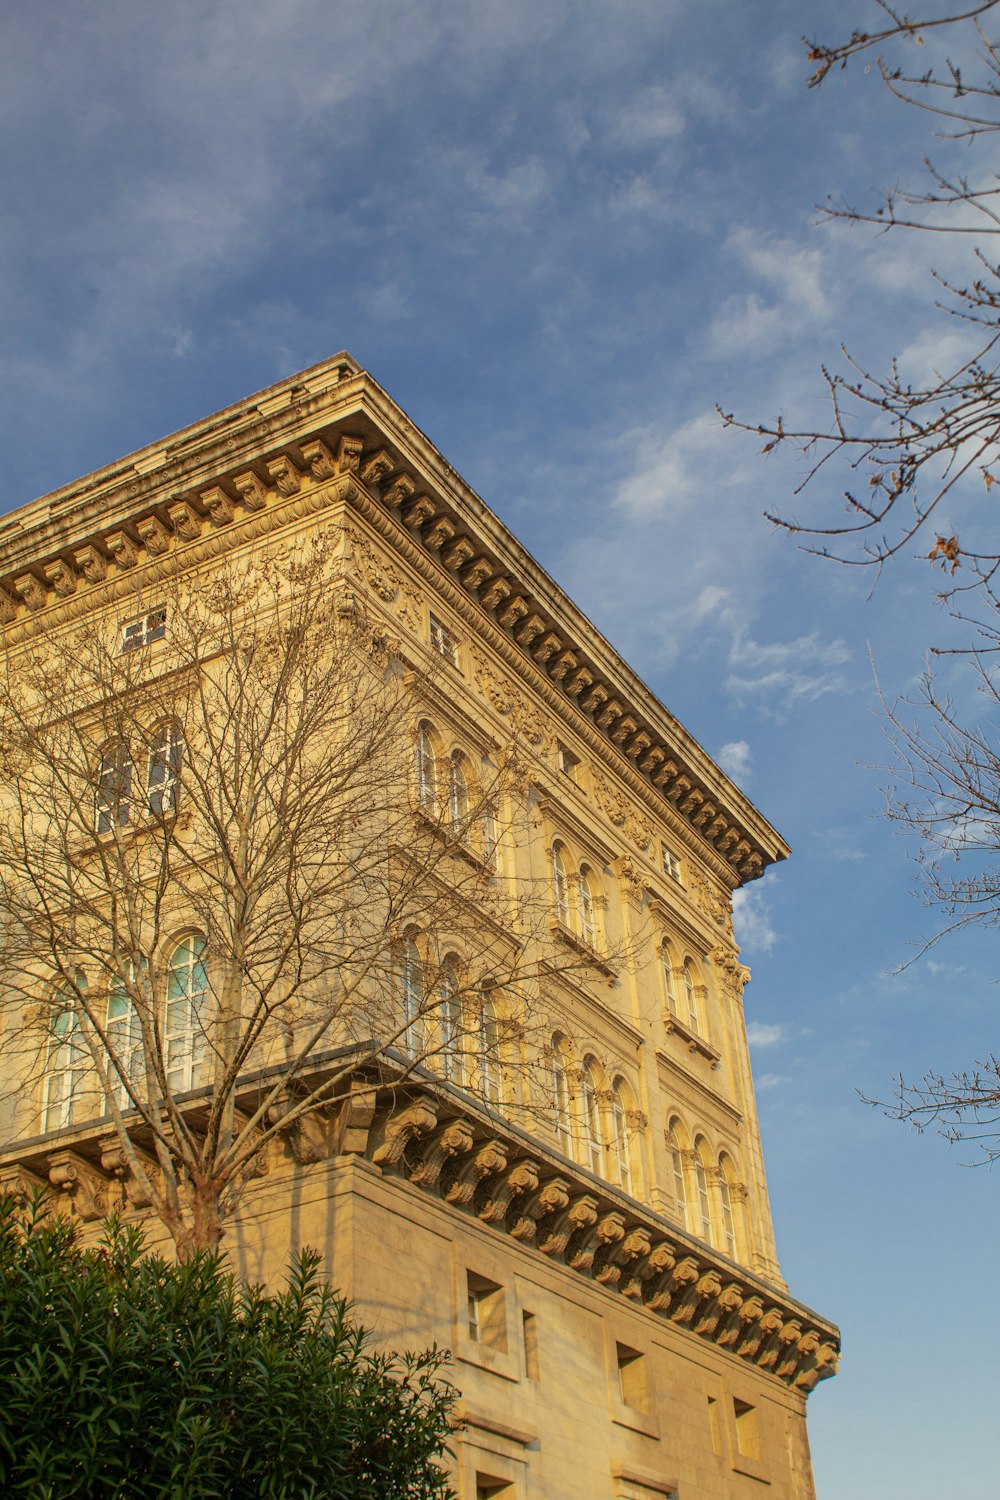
left=722, top=1, right=1000, bottom=614
left=0, top=531, right=598, bottom=1256
left=861, top=662, right=1000, bottom=1152
left=720, top=2, right=1000, bottom=1156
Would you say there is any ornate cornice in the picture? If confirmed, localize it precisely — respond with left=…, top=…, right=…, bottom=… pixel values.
left=361, top=1082, right=839, bottom=1395
left=0, top=354, right=787, bottom=885
left=0, top=1070, right=837, bottom=1396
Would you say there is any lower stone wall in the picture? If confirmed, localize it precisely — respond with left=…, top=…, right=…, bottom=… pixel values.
left=229, top=1155, right=819, bottom=1500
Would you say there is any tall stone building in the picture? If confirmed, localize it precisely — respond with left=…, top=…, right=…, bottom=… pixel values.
left=0, top=355, right=837, bottom=1498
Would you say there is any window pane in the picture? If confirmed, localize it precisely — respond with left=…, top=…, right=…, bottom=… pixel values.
left=165, top=936, right=208, bottom=1093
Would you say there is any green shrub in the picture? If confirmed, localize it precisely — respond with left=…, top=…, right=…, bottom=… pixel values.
left=0, top=1194, right=456, bottom=1499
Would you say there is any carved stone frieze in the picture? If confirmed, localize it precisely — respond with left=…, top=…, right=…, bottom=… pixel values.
left=167, top=501, right=202, bottom=542
left=45, top=560, right=78, bottom=597
left=409, top=1119, right=475, bottom=1189
left=371, top=1099, right=439, bottom=1167
left=476, top=1157, right=540, bottom=1225
left=46, top=1150, right=107, bottom=1221
left=509, top=1176, right=570, bottom=1241
left=136, top=516, right=172, bottom=556
left=442, top=1139, right=507, bottom=1205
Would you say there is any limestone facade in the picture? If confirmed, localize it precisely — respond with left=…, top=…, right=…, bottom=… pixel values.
left=0, top=353, right=837, bottom=1498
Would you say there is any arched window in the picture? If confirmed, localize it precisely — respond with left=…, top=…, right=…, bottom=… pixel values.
left=401, top=935, right=424, bottom=1054
left=581, top=1058, right=603, bottom=1175
left=147, top=721, right=183, bottom=817
left=610, top=1079, right=633, bottom=1195
left=693, top=1136, right=713, bottom=1243
left=578, top=866, right=597, bottom=947
left=718, top=1154, right=738, bottom=1258
left=448, top=752, right=470, bottom=826
left=107, top=963, right=145, bottom=1107
left=550, top=1033, right=572, bottom=1153
left=661, top=943, right=677, bottom=1017
left=415, top=723, right=437, bottom=811
left=437, top=958, right=462, bottom=1082
left=552, top=844, right=571, bottom=927
left=96, top=742, right=133, bottom=834
left=667, top=1119, right=688, bottom=1228
left=477, top=990, right=501, bottom=1105
left=683, top=959, right=700, bottom=1034
left=165, top=936, right=209, bottom=1093
left=42, top=998, right=88, bottom=1132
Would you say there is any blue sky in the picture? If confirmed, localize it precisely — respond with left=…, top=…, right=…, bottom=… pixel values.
left=4, top=3, right=1000, bottom=1494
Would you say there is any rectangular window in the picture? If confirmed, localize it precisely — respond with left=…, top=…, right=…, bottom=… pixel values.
left=733, top=1399, right=761, bottom=1460
left=707, top=1396, right=723, bottom=1456
left=466, top=1271, right=507, bottom=1352
left=557, top=741, right=581, bottom=782
left=522, top=1310, right=539, bottom=1381
left=96, top=745, right=133, bottom=834
left=660, top=844, right=682, bottom=883
left=429, top=613, right=459, bottom=666
left=476, top=1477, right=515, bottom=1499
left=120, top=606, right=167, bottom=653
left=615, top=1342, right=648, bottom=1412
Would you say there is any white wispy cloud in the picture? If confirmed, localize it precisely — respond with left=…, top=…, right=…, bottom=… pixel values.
left=717, top=739, right=752, bottom=780
left=726, top=630, right=850, bottom=713
left=707, top=227, right=831, bottom=356
left=732, top=883, right=777, bottom=954
left=755, top=1072, right=792, bottom=1091
left=746, top=1021, right=785, bottom=1047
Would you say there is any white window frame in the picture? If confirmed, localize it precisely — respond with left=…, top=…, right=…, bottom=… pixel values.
left=429, top=613, right=459, bottom=667
left=552, top=845, right=571, bottom=926
left=120, top=606, right=167, bottom=653
left=42, top=1004, right=88, bottom=1132
left=415, top=725, right=437, bottom=810
left=661, top=844, right=682, bottom=883
left=147, top=722, right=183, bottom=817
left=165, top=936, right=209, bottom=1093
left=106, top=965, right=145, bottom=1109
left=448, top=752, right=470, bottom=825
left=578, top=867, right=597, bottom=947
left=95, top=743, right=133, bottom=834
left=401, top=937, right=423, bottom=1055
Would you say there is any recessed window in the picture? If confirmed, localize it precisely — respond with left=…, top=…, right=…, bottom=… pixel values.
left=466, top=1271, right=507, bottom=1352
left=476, top=1476, right=515, bottom=1500
left=661, top=844, right=682, bottom=883
left=42, top=1000, right=87, bottom=1133
left=120, top=606, right=166, bottom=653
left=522, top=1310, right=539, bottom=1381
left=96, top=743, right=133, bottom=834
left=615, top=1342, right=648, bottom=1412
left=707, top=1396, right=723, bottom=1457
left=165, top=936, right=209, bottom=1093
left=147, top=722, right=183, bottom=817
left=733, top=1399, right=761, bottom=1460
left=557, top=741, right=581, bottom=782
left=429, top=613, right=459, bottom=666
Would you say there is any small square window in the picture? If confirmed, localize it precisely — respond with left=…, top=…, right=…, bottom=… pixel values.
left=660, top=844, right=682, bottom=883
left=476, top=1477, right=515, bottom=1500
left=557, top=742, right=581, bottom=783
left=121, top=606, right=167, bottom=653
left=615, top=1342, right=648, bottom=1412
left=466, top=1271, right=507, bottom=1352
left=429, top=613, right=459, bottom=666
left=733, top=1398, right=761, bottom=1460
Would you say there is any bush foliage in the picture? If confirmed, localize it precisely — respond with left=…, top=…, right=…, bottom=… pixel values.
left=0, top=1194, right=455, bottom=1499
